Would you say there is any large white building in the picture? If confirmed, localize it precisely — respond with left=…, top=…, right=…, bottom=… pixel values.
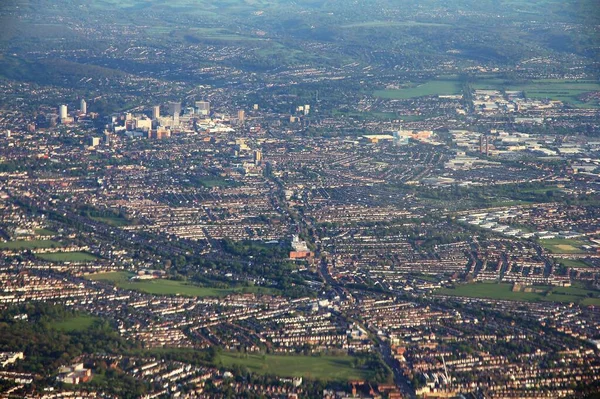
left=59, top=104, right=68, bottom=120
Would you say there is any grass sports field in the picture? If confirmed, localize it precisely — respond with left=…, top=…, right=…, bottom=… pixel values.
left=374, top=80, right=461, bottom=99
left=90, top=215, right=131, bottom=227
left=0, top=240, right=62, bottom=250
left=539, top=238, right=586, bottom=254
left=197, top=177, right=238, bottom=188
left=86, top=271, right=276, bottom=297
left=50, top=315, right=99, bottom=332
left=556, top=258, right=592, bottom=268
left=217, top=353, right=375, bottom=381
left=437, top=282, right=600, bottom=305
left=37, top=252, right=99, bottom=262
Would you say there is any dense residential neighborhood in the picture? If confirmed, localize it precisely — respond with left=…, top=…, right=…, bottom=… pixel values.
left=1, top=0, right=600, bottom=397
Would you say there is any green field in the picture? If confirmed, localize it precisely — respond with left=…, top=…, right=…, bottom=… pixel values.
left=331, top=110, right=399, bottom=120
left=539, top=238, right=586, bottom=254
left=37, top=252, right=99, bottom=262
left=397, top=114, right=428, bottom=122
left=437, top=282, right=600, bottom=305
left=374, top=80, right=461, bottom=99
left=179, top=28, right=261, bottom=42
left=473, top=78, right=600, bottom=108
left=0, top=240, right=62, bottom=250
left=90, top=215, right=131, bottom=227
left=218, top=353, right=375, bottom=381
left=342, top=20, right=451, bottom=28
left=86, top=271, right=275, bottom=297
left=556, top=258, right=592, bottom=268
left=50, top=315, right=99, bottom=332
left=197, top=177, right=238, bottom=188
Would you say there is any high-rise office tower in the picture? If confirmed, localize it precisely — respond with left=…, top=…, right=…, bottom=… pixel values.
left=237, top=110, right=245, bottom=124
left=168, top=102, right=182, bottom=117
left=59, top=105, right=68, bottom=120
left=152, top=105, right=160, bottom=120
left=195, top=101, right=210, bottom=116
left=254, top=149, right=262, bottom=165
left=80, top=99, right=87, bottom=115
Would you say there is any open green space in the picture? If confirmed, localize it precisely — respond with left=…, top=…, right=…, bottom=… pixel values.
left=410, top=273, right=439, bottom=282
left=36, top=252, right=99, bottom=262
left=556, top=258, right=593, bottom=268
left=473, top=78, right=600, bottom=108
left=86, top=271, right=276, bottom=297
left=539, top=238, right=587, bottom=254
left=217, top=352, right=375, bottom=381
left=374, top=80, right=461, bottom=99
left=197, top=177, right=238, bottom=188
left=331, top=110, right=400, bottom=120
left=582, top=298, right=600, bottom=306
left=0, top=240, right=62, bottom=250
left=341, top=20, right=451, bottom=28
left=437, top=282, right=600, bottom=305
left=397, top=114, right=428, bottom=122
left=50, top=315, right=99, bottom=332
left=180, top=28, right=261, bottom=42
left=90, top=215, right=132, bottom=227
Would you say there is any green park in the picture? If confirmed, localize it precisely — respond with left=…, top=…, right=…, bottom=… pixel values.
left=437, top=282, right=600, bottom=306
left=37, top=252, right=99, bottom=262
left=0, top=240, right=62, bottom=250
left=86, top=271, right=276, bottom=297
left=217, top=352, right=377, bottom=381
left=50, top=315, right=99, bottom=332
